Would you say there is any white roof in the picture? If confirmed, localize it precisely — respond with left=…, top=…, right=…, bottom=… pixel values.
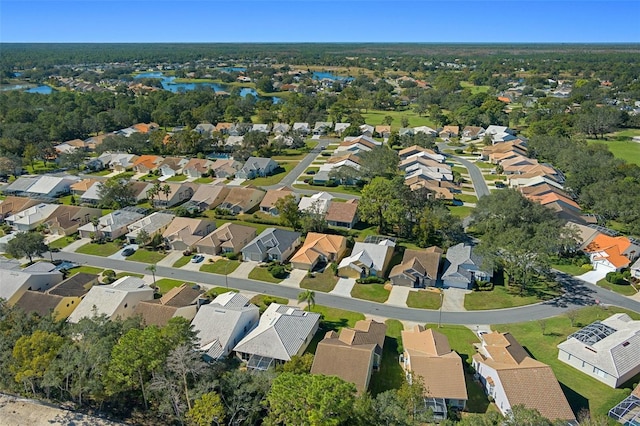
left=558, top=313, right=640, bottom=378
left=67, top=276, right=153, bottom=323
left=233, top=303, right=320, bottom=361
left=126, top=212, right=175, bottom=239
left=26, top=176, right=77, bottom=195
left=77, top=209, right=145, bottom=233
left=6, top=203, right=59, bottom=226
left=413, top=126, right=437, bottom=135
left=81, top=181, right=102, bottom=201
left=339, top=241, right=394, bottom=272
left=298, top=192, right=333, bottom=214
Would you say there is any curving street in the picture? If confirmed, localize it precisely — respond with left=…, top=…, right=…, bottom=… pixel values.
left=51, top=252, right=640, bottom=325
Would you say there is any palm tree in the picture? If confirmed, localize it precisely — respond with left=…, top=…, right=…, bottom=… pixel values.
left=90, top=216, right=100, bottom=242
left=145, top=264, right=157, bottom=288
left=297, top=289, right=316, bottom=312
left=161, top=184, right=172, bottom=204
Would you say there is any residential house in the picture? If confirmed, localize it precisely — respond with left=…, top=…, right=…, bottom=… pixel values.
left=292, top=122, right=310, bottom=135
left=133, top=283, right=202, bottom=327
left=484, top=125, right=517, bottom=144
left=473, top=331, right=575, bottom=423
left=338, top=239, right=395, bottom=278
left=70, top=178, right=99, bottom=196
left=0, top=262, right=64, bottom=306
left=125, top=212, right=175, bottom=243
left=632, top=257, right=640, bottom=280
left=375, top=125, right=391, bottom=138
left=191, top=292, right=260, bottom=361
left=132, top=155, right=163, bottom=174
left=195, top=123, right=215, bottom=137
left=360, top=124, right=374, bottom=136
left=389, top=247, right=443, bottom=288
left=210, top=158, right=242, bottom=178
left=14, top=291, right=67, bottom=319
left=298, top=192, right=333, bottom=215
left=558, top=313, right=640, bottom=388
left=442, top=243, right=492, bottom=289
left=67, top=276, right=154, bottom=323
left=583, top=234, right=639, bottom=273
left=44, top=205, right=102, bottom=236
left=5, top=203, right=60, bottom=231
left=195, top=223, right=256, bottom=255
left=272, top=123, right=290, bottom=134
left=398, top=145, right=445, bottom=163
left=77, top=209, right=145, bottom=240
left=439, top=125, right=460, bottom=139
left=334, top=122, right=351, bottom=135
left=183, top=158, right=214, bottom=179
left=78, top=181, right=103, bottom=205
left=234, top=303, right=320, bottom=370
left=0, top=196, right=39, bottom=222
left=609, top=384, right=640, bottom=424
left=225, top=135, right=244, bottom=147
left=236, top=157, right=279, bottom=180
left=229, top=123, right=251, bottom=137
left=259, top=186, right=297, bottom=215
left=290, top=232, right=348, bottom=271
left=313, top=122, right=332, bottom=136
left=413, top=126, right=438, bottom=136
left=130, top=181, right=155, bottom=203
left=54, top=138, right=87, bottom=154
left=158, top=156, right=188, bottom=178
left=214, top=122, right=233, bottom=134
left=461, top=126, right=485, bottom=140
left=96, top=152, right=138, bottom=172
left=24, top=176, right=78, bottom=198
left=311, top=319, right=386, bottom=393
left=325, top=199, right=359, bottom=229
left=152, top=182, right=196, bottom=208
left=252, top=123, right=270, bottom=133
left=335, top=136, right=377, bottom=154
left=84, top=134, right=110, bottom=150
left=218, top=187, right=266, bottom=215
left=188, top=184, right=230, bottom=212
left=2, top=176, right=40, bottom=196
left=401, top=326, right=468, bottom=419
left=162, top=217, right=216, bottom=251
left=241, top=228, right=301, bottom=262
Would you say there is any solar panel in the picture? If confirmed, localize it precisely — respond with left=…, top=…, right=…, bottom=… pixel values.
left=569, top=321, right=617, bottom=346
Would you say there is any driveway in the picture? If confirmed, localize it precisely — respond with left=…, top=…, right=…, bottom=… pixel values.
left=576, top=269, right=607, bottom=284
left=280, top=269, right=307, bottom=288
left=442, top=288, right=470, bottom=312
left=61, top=237, right=92, bottom=253
left=330, top=278, right=356, bottom=297
left=386, top=286, right=410, bottom=307
left=157, top=250, right=185, bottom=267
left=180, top=254, right=217, bottom=271
left=108, top=244, right=138, bottom=260
left=228, top=261, right=258, bottom=279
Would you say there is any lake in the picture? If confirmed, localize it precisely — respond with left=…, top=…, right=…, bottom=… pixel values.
left=134, top=72, right=279, bottom=102
left=312, top=71, right=354, bottom=82
left=1, top=84, right=54, bottom=94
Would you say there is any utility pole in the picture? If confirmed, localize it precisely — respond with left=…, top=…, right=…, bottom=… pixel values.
left=438, top=290, right=444, bottom=328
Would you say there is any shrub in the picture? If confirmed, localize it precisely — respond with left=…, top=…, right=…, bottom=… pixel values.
left=224, top=252, right=239, bottom=260
left=454, top=148, right=464, bottom=154
left=580, top=263, right=593, bottom=271
left=102, top=269, right=116, bottom=284
left=606, top=271, right=628, bottom=285
left=356, top=276, right=385, bottom=284
left=268, top=264, right=288, bottom=279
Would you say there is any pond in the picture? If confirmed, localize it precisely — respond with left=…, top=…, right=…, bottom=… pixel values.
left=312, top=71, right=354, bottom=82
left=0, top=84, right=54, bottom=94
left=133, top=72, right=279, bottom=102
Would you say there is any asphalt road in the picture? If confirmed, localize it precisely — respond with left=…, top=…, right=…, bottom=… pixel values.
left=452, top=155, right=491, bottom=198
left=266, top=140, right=328, bottom=189
left=52, top=252, right=640, bottom=325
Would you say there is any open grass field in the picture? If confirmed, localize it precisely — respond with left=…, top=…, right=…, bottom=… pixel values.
left=200, top=259, right=241, bottom=275
left=455, top=193, right=478, bottom=204
left=494, top=306, right=640, bottom=417
left=350, top=283, right=390, bottom=303
left=464, top=283, right=561, bottom=310
left=248, top=265, right=284, bottom=283
left=586, top=129, right=640, bottom=165
left=126, top=249, right=167, bottom=264
left=361, top=110, right=436, bottom=131
left=300, top=268, right=338, bottom=292
left=75, top=241, right=121, bottom=256
left=406, top=290, right=442, bottom=309
left=460, top=81, right=491, bottom=94
left=244, top=162, right=296, bottom=187
left=552, top=263, right=590, bottom=276
left=293, top=183, right=362, bottom=196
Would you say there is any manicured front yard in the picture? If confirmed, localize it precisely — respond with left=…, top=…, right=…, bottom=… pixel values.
left=369, top=319, right=405, bottom=395
left=114, top=272, right=144, bottom=280
left=200, top=259, right=240, bottom=275
left=596, top=278, right=637, bottom=296
left=350, top=283, right=390, bottom=303
left=314, top=305, right=365, bottom=330
left=250, top=294, right=289, bottom=313
left=245, top=162, right=296, bottom=187
left=76, top=241, right=122, bottom=256
left=193, top=177, right=214, bottom=184
left=67, top=266, right=104, bottom=276
left=448, top=205, right=474, bottom=218
left=126, top=249, right=167, bottom=264
left=552, top=263, right=590, bottom=276
left=406, top=290, right=442, bottom=309
left=154, top=278, right=194, bottom=294
left=248, top=266, right=285, bottom=283
left=300, top=268, right=338, bottom=292
left=494, top=306, right=640, bottom=417
left=172, top=255, right=192, bottom=268
left=464, top=283, right=561, bottom=310
left=48, top=236, right=77, bottom=250
left=293, top=183, right=362, bottom=196
left=455, top=193, right=478, bottom=204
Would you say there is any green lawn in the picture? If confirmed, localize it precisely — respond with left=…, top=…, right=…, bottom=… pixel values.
left=552, top=263, right=590, bottom=276
left=451, top=165, right=468, bottom=174
left=166, top=174, right=188, bottom=182
left=24, top=160, right=57, bottom=175
left=67, top=266, right=104, bottom=276
left=448, top=205, right=474, bottom=218
left=76, top=241, right=122, bottom=256
left=248, top=266, right=285, bottom=283
left=293, top=183, right=362, bottom=196
left=474, top=161, right=494, bottom=169
left=361, top=110, right=436, bottom=132
left=193, top=177, right=214, bottom=184
left=250, top=294, right=290, bottom=314
left=172, top=255, right=192, bottom=268
left=494, top=306, right=640, bottom=417
left=350, top=283, right=390, bottom=303
left=313, top=305, right=365, bottom=330
left=48, top=236, right=77, bottom=250
left=155, top=278, right=194, bottom=294
left=200, top=259, right=241, bottom=275
left=115, top=272, right=144, bottom=280
left=482, top=174, right=506, bottom=181
left=596, top=278, right=637, bottom=296
left=460, top=81, right=491, bottom=94
left=245, top=162, right=296, bottom=187
left=87, top=169, right=112, bottom=176
left=464, top=283, right=561, bottom=310
left=406, top=290, right=442, bottom=309
left=57, top=195, right=75, bottom=205
left=369, top=319, right=405, bottom=395
left=300, top=268, right=338, bottom=292
left=455, top=193, right=478, bottom=204
left=587, top=130, right=640, bottom=165
left=127, top=249, right=167, bottom=264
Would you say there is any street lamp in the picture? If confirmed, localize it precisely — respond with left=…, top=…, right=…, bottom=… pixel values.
left=438, top=290, right=444, bottom=328
left=225, top=259, right=229, bottom=289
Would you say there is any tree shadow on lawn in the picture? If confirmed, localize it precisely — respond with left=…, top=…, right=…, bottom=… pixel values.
left=543, top=273, right=598, bottom=308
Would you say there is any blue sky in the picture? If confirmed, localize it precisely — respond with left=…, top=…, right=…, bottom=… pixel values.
left=1, top=1, right=639, bottom=43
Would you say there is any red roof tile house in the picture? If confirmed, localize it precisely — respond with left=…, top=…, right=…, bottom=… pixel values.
left=472, top=331, right=575, bottom=423
left=583, top=234, right=639, bottom=273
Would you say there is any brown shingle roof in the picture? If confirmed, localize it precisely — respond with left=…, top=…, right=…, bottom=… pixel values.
left=390, top=247, right=443, bottom=281
left=158, top=283, right=201, bottom=307
left=325, top=199, right=358, bottom=224
left=48, top=273, right=97, bottom=297
left=14, top=291, right=63, bottom=317
left=260, top=186, right=295, bottom=209
left=133, top=302, right=179, bottom=327
left=0, top=196, right=40, bottom=219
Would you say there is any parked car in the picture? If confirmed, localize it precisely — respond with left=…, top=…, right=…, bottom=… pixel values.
left=122, top=247, right=136, bottom=256
left=191, top=254, right=205, bottom=263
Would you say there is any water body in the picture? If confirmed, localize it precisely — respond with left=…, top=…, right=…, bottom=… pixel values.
left=134, top=72, right=280, bottom=102
left=312, top=71, right=354, bottom=82
left=217, top=67, right=247, bottom=73
left=25, top=86, right=54, bottom=94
